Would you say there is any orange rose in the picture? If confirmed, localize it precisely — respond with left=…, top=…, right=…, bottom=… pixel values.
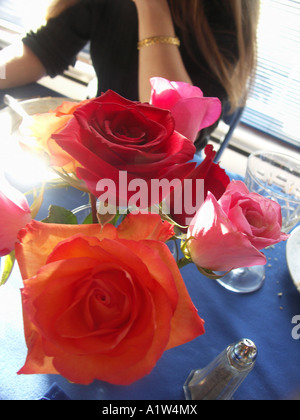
left=15, top=215, right=204, bottom=385
left=20, top=100, right=89, bottom=173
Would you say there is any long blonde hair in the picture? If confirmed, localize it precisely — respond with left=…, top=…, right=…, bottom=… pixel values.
left=170, top=0, right=260, bottom=112
left=46, top=0, right=260, bottom=111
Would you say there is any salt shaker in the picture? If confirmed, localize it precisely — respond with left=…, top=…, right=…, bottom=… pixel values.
left=183, top=338, right=257, bottom=400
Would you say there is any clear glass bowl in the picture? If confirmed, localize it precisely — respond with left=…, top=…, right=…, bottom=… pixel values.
left=217, top=150, right=300, bottom=294
left=245, top=151, right=300, bottom=233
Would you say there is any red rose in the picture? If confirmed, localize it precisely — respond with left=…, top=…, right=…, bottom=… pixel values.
left=15, top=216, right=204, bottom=385
left=168, top=145, right=230, bottom=228
left=52, top=91, right=196, bottom=207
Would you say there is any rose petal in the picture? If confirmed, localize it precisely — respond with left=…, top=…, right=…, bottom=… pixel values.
left=122, top=240, right=205, bottom=349
left=116, top=213, right=174, bottom=242
left=168, top=145, right=230, bottom=228
left=15, top=220, right=116, bottom=279
left=219, top=181, right=289, bottom=249
left=0, top=179, right=32, bottom=256
left=171, top=97, right=222, bottom=140
left=150, top=77, right=222, bottom=142
left=188, top=193, right=267, bottom=271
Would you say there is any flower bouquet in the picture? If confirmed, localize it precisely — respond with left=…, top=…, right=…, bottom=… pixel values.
left=0, top=78, right=288, bottom=386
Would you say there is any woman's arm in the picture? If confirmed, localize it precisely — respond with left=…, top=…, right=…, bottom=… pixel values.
left=0, top=43, right=46, bottom=90
left=133, top=0, right=192, bottom=102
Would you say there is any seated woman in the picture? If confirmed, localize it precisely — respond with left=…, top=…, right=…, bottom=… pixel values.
left=0, top=0, right=260, bottom=150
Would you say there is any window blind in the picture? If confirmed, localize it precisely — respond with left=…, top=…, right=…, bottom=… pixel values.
left=242, top=0, right=300, bottom=148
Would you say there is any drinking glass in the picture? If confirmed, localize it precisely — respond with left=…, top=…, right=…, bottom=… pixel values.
left=217, top=151, right=300, bottom=293
left=72, top=204, right=92, bottom=224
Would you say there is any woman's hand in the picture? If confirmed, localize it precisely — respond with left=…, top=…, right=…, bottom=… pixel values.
left=132, top=0, right=192, bottom=102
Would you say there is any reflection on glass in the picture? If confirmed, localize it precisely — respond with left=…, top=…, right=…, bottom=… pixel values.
left=217, top=151, right=300, bottom=294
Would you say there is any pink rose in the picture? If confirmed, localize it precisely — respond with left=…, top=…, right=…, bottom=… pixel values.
left=187, top=181, right=289, bottom=272
left=0, top=179, right=32, bottom=256
left=150, top=77, right=222, bottom=143
left=219, top=181, right=289, bottom=250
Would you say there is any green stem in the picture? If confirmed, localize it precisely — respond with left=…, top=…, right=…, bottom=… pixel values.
left=90, top=194, right=98, bottom=224
left=177, top=257, right=192, bottom=270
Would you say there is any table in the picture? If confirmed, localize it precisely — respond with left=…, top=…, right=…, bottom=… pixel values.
left=1, top=185, right=300, bottom=401
left=0, top=83, right=64, bottom=110
left=0, top=86, right=300, bottom=401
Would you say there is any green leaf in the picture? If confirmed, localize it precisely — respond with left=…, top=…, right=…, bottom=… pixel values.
left=41, top=205, right=78, bottom=225
left=0, top=251, right=16, bottom=286
left=82, top=212, right=93, bottom=224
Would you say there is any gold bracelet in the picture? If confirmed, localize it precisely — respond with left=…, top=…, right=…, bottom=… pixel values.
left=137, top=36, right=180, bottom=50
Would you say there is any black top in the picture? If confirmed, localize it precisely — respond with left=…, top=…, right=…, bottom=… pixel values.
left=23, top=0, right=238, bottom=148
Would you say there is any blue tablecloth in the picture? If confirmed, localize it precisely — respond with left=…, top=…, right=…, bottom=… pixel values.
left=0, top=184, right=299, bottom=401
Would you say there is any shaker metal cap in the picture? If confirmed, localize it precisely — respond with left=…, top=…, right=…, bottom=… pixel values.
left=230, top=338, right=258, bottom=368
